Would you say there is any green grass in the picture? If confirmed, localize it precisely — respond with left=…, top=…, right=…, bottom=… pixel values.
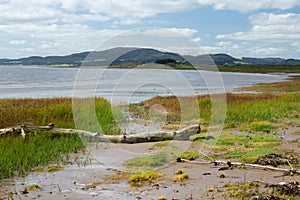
left=240, top=121, right=278, bottom=133
left=0, top=130, right=84, bottom=179
left=0, top=97, right=122, bottom=135
left=125, top=154, right=168, bottom=167
left=193, top=132, right=282, bottom=163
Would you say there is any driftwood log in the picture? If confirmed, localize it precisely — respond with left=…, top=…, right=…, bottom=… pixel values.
left=0, top=123, right=200, bottom=144
left=179, top=158, right=300, bottom=175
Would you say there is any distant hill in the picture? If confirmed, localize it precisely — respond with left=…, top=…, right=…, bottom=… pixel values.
left=0, top=47, right=299, bottom=66
left=111, top=48, right=190, bottom=65
left=184, top=53, right=239, bottom=65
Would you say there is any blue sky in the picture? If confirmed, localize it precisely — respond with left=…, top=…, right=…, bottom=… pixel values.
left=0, top=0, right=299, bottom=58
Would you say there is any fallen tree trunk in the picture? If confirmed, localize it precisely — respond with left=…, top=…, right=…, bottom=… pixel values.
left=0, top=123, right=200, bottom=144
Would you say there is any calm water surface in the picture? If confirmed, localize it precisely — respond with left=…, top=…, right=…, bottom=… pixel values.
left=0, top=65, right=288, bottom=103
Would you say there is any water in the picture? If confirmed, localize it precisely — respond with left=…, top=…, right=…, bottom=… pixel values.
left=0, top=65, right=288, bottom=103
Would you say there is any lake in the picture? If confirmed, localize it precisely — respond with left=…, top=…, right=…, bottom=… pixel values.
left=0, top=65, right=288, bottom=103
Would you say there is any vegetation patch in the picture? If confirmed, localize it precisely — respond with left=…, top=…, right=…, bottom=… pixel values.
left=223, top=181, right=262, bottom=199
left=47, top=165, right=64, bottom=172
left=222, top=181, right=297, bottom=199
left=0, top=97, right=122, bottom=135
left=0, top=130, right=84, bottom=179
left=128, top=171, right=162, bottom=187
left=153, top=140, right=171, bottom=147
left=194, top=132, right=282, bottom=163
left=131, top=93, right=300, bottom=129
left=172, top=173, right=189, bottom=182
left=23, top=184, right=40, bottom=194
left=125, top=154, right=168, bottom=167
left=179, top=151, right=199, bottom=161
left=240, top=121, right=278, bottom=133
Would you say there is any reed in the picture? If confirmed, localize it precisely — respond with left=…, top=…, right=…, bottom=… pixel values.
left=0, top=97, right=122, bottom=135
left=0, top=130, right=84, bottom=179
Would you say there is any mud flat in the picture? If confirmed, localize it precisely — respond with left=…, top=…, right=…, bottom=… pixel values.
left=1, top=128, right=299, bottom=200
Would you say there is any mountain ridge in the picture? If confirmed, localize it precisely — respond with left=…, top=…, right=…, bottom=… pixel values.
left=0, top=47, right=299, bottom=66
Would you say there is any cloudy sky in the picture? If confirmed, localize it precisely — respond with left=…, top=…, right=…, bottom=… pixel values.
left=0, top=0, right=299, bottom=58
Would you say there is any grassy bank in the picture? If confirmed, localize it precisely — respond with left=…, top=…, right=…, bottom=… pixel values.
left=131, top=93, right=300, bottom=129
left=0, top=97, right=122, bottom=135
left=192, top=132, right=282, bottom=163
left=0, top=130, right=84, bottom=179
left=216, top=65, right=300, bottom=73
left=238, top=76, right=300, bottom=93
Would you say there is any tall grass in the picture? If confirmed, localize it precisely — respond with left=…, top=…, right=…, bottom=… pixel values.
left=0, top=97, right=122, bottom=135
left=132, top=93, right=300, bottom=127
left=0, top=130, right=84, bottom=179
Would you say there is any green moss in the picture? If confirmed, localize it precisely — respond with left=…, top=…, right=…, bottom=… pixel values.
left=173, top=173, right=189, bottom=182
left=128, top=171, right=162, bottom=187
left=179, top=151, right=199, bottom=160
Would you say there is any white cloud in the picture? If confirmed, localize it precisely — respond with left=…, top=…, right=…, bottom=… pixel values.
left=0, top=1, right=299, bottom=58
left=9, top=40, right=26, bottom=45
left=216, top=13, right=300, bottom=42
left=192, top=37, right=201, bottom=43
left=143, top=28, right=198, bottom=37
left=0, top=23, right=124, bottom=57
left=210, top=0, right=300, bottom=13
left=201, top=41, right=289, bottom=58
left=0, top=0, right=298, bottom=27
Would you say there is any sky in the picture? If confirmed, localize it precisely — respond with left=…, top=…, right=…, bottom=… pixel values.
left=0, top=0, right=299, bottom=59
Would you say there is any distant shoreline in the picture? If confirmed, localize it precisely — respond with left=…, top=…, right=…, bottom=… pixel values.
left=1, top=63, right=300, bottom=74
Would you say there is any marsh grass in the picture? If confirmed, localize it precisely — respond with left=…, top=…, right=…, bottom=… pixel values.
left=193, top=132, right=282, bottom=163
left=0, top=97, right=122, bottom=135
left=0, top=130, right=84, bottom=179
left=131, top=93, right=300, bottom=128
left=240, top=121, right=278, bottom=133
